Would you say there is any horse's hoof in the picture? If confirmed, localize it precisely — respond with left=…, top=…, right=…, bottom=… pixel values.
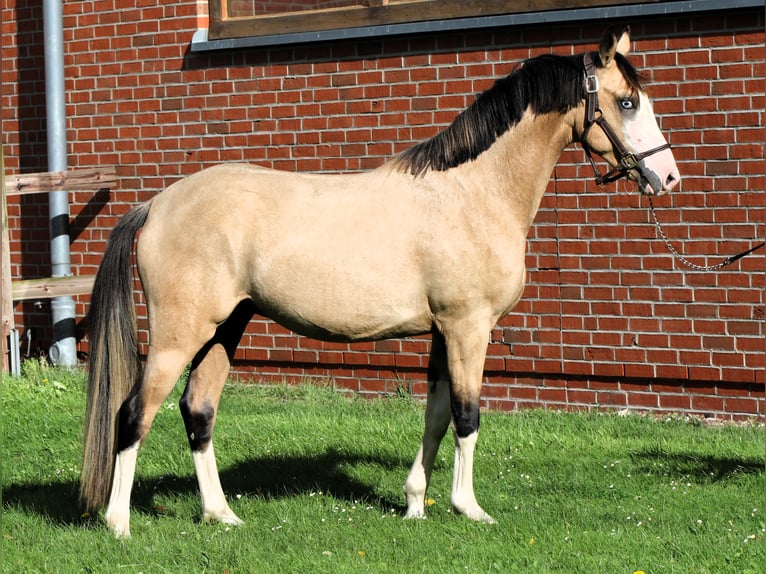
left=203, top=506, right=244, bottom=527
left=221, top=514, right=244, bottom=527
left=107, top=519, right=131, bottom=539
left=452, top=499, right=497, bottom=524
left=105, top=510, right=131, bottom=538
left=112, top=524, right=132, bottom=539
left=463, top=506, right=497, bottom=524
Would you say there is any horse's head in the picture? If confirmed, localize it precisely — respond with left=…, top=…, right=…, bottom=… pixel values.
left=577, top=27, right=680, bottom=196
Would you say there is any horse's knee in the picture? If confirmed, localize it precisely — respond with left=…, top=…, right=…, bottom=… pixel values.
left=179, top=393, right=215, bottom=452
left=451, top=395, right=480, bottom=439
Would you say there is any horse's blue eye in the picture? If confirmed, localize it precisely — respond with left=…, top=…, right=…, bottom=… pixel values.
left=620, top=99, right=635, bottom=111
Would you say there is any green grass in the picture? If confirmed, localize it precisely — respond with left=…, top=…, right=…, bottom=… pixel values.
left=2, top=361, right=764, bottom=573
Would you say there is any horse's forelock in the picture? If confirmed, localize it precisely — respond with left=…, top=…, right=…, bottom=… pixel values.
left=614, top=52, right=646, bottom=94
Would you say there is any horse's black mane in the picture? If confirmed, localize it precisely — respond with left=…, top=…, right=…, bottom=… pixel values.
left=395, top=52, right=643, bottom=177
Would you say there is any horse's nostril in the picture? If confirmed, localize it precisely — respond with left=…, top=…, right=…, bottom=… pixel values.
left=665, top=171, right=680, bottom=190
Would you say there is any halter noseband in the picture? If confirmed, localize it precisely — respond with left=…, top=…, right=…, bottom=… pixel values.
left=581, top=52, right=671, bottom=187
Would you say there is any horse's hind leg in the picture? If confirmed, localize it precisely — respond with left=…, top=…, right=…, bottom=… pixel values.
left=180, top=300, right=254, bottom=526
left=404, top=329, right=451, bottom=518
left=105, top=347, right=193, bottom=538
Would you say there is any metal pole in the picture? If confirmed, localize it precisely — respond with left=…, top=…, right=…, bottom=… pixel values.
left=43, top=0, right=77, bottom=367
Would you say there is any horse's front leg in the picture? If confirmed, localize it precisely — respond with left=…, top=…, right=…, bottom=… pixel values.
left=105, top=350, right=190, bottom=538
left=444, top=322, right=496, bottom=524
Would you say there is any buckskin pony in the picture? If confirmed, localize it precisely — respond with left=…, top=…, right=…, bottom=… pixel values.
left=81, top=26, right=680, bottom=537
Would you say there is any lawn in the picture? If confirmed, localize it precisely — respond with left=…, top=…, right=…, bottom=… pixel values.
left=2, top=361, right=764, bottom=573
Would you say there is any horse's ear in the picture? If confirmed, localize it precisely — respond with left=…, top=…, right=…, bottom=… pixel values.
left=598, top=26, right=631, bottom=67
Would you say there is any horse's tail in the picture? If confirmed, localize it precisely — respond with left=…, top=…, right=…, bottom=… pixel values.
left=80, top=201, right=152, bottom=512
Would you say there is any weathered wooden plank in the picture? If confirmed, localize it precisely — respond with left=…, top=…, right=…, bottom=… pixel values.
left=4, top=166, right=117, bottom=196
left=11, top=275, right=96, bottom=301
left=1, top=147, right=12, bottom=371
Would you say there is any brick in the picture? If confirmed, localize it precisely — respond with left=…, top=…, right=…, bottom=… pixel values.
left=539, top=389, right=567, bottom=404
left=597, top=391, right=628, bottom=406
left=395, top=354, right=424, bottom=369
left=691, top=395, right=725, bottom=414
left=627, top=392, right=659, bottom=408
left=725, top=398, right=761, bottom=415
left=659, top=393, right=691, bottom=410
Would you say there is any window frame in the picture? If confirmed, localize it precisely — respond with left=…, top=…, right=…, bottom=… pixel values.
left=207, top=0, right=646, bottom=42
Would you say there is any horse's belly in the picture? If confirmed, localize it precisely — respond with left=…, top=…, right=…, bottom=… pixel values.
left=250, top=259, right=433, bottom=342
left=258, top=296, right=433, bottom=342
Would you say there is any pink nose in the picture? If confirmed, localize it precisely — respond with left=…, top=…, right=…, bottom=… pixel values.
left=657, top=168, right=681, bottom=196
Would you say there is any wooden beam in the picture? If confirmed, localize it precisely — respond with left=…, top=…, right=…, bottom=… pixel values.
left=1, top=147, right=13, bottom=371
left=4, top=166, right=116, bottom=196
left=11, top=275, right=96, bottom=301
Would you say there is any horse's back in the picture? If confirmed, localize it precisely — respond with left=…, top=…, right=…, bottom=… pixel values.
left=137, top=163, right=438, bottom=341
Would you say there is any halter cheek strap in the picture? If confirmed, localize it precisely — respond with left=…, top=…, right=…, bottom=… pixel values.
left=581, top=52, right=671, bottom=187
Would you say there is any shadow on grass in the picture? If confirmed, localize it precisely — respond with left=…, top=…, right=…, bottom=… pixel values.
left=630, top=448, right=765, bottom=482
left=2, top=447, right=407, bottom=527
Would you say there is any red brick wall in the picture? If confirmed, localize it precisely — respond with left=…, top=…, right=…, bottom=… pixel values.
left=2, top=2, right=763, bottom=419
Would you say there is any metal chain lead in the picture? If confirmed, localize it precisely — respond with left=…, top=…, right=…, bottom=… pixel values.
left=648, top=196, right=764, bottom=271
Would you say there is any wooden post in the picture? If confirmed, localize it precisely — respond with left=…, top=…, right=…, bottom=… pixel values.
left=1, top=147, right=14, bottom=372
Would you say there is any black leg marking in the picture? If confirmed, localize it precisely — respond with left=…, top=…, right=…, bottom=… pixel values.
left=116, top=393, right=144, bottom=452
left=179, top=393, right=215, bottom=452
left=217, top=299, right=257, bottom=360
left=451, top=396, right=480, bottom=439
left=427, top=327, right=448, bottom=393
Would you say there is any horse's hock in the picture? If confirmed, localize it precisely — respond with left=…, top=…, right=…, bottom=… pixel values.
left=1, top=164, right=117, bottom=373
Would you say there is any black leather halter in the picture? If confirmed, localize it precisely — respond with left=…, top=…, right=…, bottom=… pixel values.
left=581, top=52, right=671, bottom=187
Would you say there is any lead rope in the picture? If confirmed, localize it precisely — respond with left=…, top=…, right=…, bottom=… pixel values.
left=648, top=196, right=765, bottom=271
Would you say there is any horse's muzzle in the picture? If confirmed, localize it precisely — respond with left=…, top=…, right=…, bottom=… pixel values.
left=634, top=160, right=680, bottom=197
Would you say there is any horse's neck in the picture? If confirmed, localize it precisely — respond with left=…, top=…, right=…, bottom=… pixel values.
left=448, top=110, right=576, bottom=232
